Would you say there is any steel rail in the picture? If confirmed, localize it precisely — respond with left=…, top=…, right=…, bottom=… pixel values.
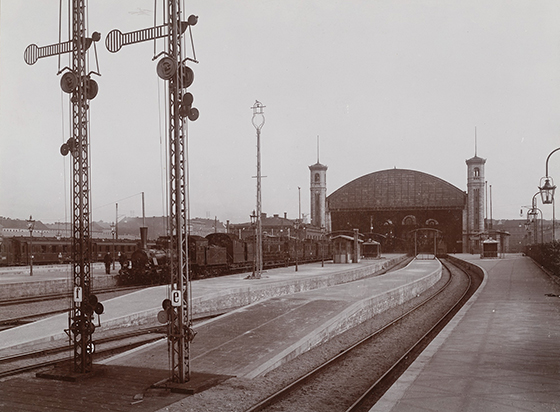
left=344, top=259, right=474, bottom=412
left=0, top=308, right=71, bottom=327
left=0, top=335, right=165, bottom=379
left=0, top=325, right=165, bottom=364
left=0, top=312, right=222, bottom=365
left=0, top=285, right=147, bottom=306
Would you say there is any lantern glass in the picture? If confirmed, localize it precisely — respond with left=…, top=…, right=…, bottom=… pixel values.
left=539, top=177, right=556, bottom=205
left=527, top=209, right=538, bottom=218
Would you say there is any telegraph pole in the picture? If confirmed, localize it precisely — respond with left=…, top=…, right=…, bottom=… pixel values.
left=105, top=2, right=199, bottom=384
left=25, top=1, right=101, bottom=374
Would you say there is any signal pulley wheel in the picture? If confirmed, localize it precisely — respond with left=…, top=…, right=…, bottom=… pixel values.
left=84, top=78, right=98, bottom=100
left=60, top=72, right=78, bottom=93
left=157, top=57, right=177, bottom=80
left=181, top=65, right=194, bottom=88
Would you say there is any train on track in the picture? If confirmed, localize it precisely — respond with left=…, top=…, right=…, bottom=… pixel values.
left=0, top=232, right=332, bottom=285
left=119, top=232, right=332, bottom=285
left=0, top=236, right=138, bottom=267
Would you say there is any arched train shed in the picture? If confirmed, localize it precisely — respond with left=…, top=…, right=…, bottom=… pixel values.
left=326, top=169, right=466, bottom=253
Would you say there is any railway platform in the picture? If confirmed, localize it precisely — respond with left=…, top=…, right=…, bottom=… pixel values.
left=0, top=255, right=407, bottom=354
left=372, top=254, right=560, bottom=412
left=0, top=254, right=447, bottom=411
left=100, top=258, right=441, bottom=380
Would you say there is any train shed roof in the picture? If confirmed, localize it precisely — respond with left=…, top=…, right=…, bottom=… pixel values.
left=328, top=168, right=466, bottom=211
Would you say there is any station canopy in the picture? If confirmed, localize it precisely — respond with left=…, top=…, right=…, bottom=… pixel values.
left=328, top=168, right=466, bottom=211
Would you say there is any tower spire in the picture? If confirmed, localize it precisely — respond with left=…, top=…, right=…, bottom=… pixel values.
left=475, top=127, right=477, bottom=157
left=317, top=135, right=320, bottom=164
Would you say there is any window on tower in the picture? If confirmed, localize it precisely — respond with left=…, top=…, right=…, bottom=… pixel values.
left=474, top=188, right=480, bottom=228
left=474, top=167, right=480, bottom=177
left=315, top=173, right=320, bottom=183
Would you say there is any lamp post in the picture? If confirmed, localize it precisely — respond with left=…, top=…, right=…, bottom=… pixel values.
left=524, top=192, right=544, bottom=244
left=250, top=210, right=257, bottom=278
left=26, top=215, right=35, bottom=276
left=110, top=222, right=115, bottom=270
left=527, top=207, right=543, bottom=244
left=321, top=226, right=325, bottom=267
left=539, top=147, right=559, bottom=241
left=251, top=100, right=265, bottom=279
left=294, top=220, right=299, bottom=272
left=295, top=186, right=301, bottom=272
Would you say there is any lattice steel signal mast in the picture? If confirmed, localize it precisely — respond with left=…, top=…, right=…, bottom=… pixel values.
left=24, top=1, right=101, bottom=374
left=105, top=2, right=199, bottom=383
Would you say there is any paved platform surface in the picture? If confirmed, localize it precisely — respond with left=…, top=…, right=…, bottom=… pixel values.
left=372, top=254, right=560, bottom=412
left=0, top=256, right=406, bottom=353
left=101, top=259, right=440, bottom=379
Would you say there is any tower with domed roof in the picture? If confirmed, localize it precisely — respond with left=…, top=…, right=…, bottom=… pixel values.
left=309, top=150, right=328, bottom=230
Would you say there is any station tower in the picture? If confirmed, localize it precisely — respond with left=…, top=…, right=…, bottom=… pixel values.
left=463, top=152, right=486, bottom=253
left=309, top=157, right=328, bottom=229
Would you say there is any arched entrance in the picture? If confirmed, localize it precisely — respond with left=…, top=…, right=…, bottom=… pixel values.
left=327, top=169, right=466, bottom=253
left=407, top=228, right=443, bottom=259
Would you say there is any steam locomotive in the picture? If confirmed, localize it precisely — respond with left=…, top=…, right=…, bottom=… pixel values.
left=118, top=232, right=331, bottom=285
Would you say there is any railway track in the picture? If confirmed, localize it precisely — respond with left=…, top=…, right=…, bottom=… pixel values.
left=0, top=285, right=147, bottom=307
left=0, top=311, right=225, bottom=381
left=0, top=325, right=166, bottom=380
left=0, top=285, right=151, bottom=332
left=244, top=257, right=482, bottom=412
left=0, top=308, right=71, bottom=331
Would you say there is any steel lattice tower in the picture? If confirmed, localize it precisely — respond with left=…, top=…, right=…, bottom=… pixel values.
left=70, top=0, right=93, bottom=374
left=167, top=0, right=189, bottom=383
left=25, top=0, right=100, bottom=374
left=105, top=1, right=199, bottom=383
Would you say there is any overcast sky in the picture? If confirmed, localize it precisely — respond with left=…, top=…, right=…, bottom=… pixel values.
left=1, top=0, right=559, bottom=225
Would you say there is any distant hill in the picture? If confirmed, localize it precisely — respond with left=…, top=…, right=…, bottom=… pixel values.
left=113, top=216, right=226, bottom=239
left=0, top=216, right=226, bottom=239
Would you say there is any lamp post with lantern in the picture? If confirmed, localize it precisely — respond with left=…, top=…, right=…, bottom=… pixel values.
left=527, top=207, right=543, bottom=244
left=526, top=192, right=544, bottom=244
left=251, top=100, right=265, bottom=279
left=26, top=215, right=35, bottom=276
left=538, top=147, right=559, bottom=241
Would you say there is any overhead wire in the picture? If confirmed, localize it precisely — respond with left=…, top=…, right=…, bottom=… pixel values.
left=180, top=0, right=194, bottom=352
left=58, top=0, right=73, bottom=365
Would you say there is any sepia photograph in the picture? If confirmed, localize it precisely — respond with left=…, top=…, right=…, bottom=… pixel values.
left=0, top=1, right=559, bottom=410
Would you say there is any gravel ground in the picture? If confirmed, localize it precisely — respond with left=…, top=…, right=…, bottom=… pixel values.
left=158, top=261, right=470, bottom=412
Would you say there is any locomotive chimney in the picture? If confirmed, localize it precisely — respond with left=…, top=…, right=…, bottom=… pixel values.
left=140, top=226, right=148, bottom=249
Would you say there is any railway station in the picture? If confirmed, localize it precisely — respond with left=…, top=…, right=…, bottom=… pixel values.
left=1, top=51, right=558, bottom=409
left=2, top=1, right=560, bottom=411
left=1, top=253, right=559, bottom=411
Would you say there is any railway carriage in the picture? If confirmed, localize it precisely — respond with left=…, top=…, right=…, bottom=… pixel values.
left=1, top=237, right=72, bottom=266
left=0, top=236, right=138, bottom=266
left=92, top=239, right=138, bottom=262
